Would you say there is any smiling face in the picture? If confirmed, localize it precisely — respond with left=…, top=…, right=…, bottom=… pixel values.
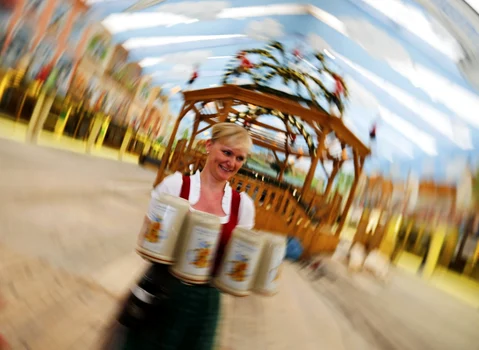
left=205, top=138, right=248, bottom=182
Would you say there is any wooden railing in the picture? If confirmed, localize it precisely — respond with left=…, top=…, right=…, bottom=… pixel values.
left=229, top=173, right=339, bottom=254
left=161, top=148, right=341, bottom=256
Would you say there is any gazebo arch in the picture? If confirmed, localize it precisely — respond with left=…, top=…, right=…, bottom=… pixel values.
left=154, top=84, right=369, bottom=256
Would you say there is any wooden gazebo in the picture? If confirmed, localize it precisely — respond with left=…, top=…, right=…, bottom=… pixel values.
left=154, top=84, right=370, bottom=255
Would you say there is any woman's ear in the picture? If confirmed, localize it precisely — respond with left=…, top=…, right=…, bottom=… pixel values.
left=205, top=139, right=213, bottom=154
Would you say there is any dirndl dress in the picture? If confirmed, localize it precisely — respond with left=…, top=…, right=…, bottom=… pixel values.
left=102, top=175, right=241, bottom=350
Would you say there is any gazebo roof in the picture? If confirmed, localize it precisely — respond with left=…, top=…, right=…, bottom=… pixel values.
left=182, top=85, right=370, bottom=158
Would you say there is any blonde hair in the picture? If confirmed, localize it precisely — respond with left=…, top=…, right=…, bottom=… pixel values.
left=211, top=122, right=253, bottom=151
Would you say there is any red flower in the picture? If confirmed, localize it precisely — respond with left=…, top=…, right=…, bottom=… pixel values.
left=333, top=75, right=344, bottom=96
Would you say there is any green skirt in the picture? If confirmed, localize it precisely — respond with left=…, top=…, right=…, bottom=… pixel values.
left=122, top=268, right=221, bottom=350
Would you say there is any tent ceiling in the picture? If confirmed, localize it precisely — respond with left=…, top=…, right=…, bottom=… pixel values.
left=86, top=0, right=479, bottom=181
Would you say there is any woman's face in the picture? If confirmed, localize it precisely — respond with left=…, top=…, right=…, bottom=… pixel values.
left=205, top=139, right=248, bottom=181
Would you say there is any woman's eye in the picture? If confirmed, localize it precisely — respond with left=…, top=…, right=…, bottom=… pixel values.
left=223, top=150, right=232, bottom=156
left=237, top=157, right=245, bottom=162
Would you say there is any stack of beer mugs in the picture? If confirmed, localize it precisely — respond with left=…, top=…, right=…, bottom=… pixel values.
left=137, top=193, right=287, bottom=296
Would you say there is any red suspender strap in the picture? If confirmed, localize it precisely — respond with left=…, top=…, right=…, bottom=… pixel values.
left=220, top=190, right=241, bottom=246
left=230, top=191, right=241, bottom=227
left=180, top=175, right=190, bottom=200
left=213, top=190, right=241, bottom=274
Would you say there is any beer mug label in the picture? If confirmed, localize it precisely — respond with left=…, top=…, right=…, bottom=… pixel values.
left=223, top=238, right=260, bottom=291
left=266, top=245, right=285, bottom=289
left=184, top=226, right=220, bottom=275
left=142, top=204, right=177, bottom=253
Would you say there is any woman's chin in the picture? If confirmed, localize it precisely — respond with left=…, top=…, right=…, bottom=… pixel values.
left=218, top=172, right=232, bottom=181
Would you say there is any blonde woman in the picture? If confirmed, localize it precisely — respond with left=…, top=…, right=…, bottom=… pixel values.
left=107, top=123, right=255, bottom=350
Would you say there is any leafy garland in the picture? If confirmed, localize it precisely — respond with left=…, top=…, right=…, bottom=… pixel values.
left=222, top=41, right=349, bottom=116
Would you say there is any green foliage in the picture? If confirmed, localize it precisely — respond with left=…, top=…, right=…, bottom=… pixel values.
left=181, top=129, right=190, bottom=140
left=335, top=172, right=354, bottom=196
left=87, top=35, right=109, bottom=61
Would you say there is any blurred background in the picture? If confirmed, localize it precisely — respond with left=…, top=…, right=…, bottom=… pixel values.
left=1, top=0, right=479, bottom=349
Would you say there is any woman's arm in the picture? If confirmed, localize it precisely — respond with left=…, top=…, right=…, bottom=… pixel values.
left=237, top=192, right=256, bottom=229
left=148, top=172, right=183, bottom=216
left=151, top=172, right=183, bottom=198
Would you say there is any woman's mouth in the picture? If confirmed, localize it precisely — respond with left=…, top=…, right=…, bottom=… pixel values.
left=219, top=165, right=233, bottom=173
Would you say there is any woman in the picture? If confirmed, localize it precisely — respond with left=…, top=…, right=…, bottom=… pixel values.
left=105, top=123, right=255, bottom=350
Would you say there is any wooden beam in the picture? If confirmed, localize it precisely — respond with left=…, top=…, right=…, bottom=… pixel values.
left=154, top=102, right=193, bottom=187
left=182, top=85, right=370, bottom=157
left=199, top=117, right=307, bottom=156
left=323, top=160, right=341, bottom=198
left=251, top=138, right=305, bottom=156
left=192, top=103, right=201, bottom=116
left=272, top=150, right=280, bottom=164
left=206, top=111, right=289, bottom=135
left=353, top=152, right=361, bottom=179
left=251, top=119, right=287, bottom=134
left=335, top=151, right=365, bottom=236
left=214, top=101, right=222, bottom=114
left=186, top=110, right=200, bottom=153
left=195, top=124, right=213, bottom=137
left=218, top=99, right=233, bottom=122
left=329, top=117, right=370, bottom=158
left=320, top=160, right=329, bottom=179
left=302, top=149, right=320, bottom=198
left=278, top=154, right=289, bottom=182
left=199, top=114, right=217, bottom=122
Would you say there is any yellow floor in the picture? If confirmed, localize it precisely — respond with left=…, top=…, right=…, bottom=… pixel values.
left=0, top=116, right=139, bottom=164
left=340, top=226, right=479, bottom=308
left=395, top=252, right=479, bottom=308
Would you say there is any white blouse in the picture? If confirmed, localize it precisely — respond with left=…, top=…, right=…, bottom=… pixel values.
left=151, top=171, right=255, bottom=229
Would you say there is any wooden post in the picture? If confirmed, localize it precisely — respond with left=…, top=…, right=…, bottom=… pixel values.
left=335, top=152, right=365, bottom=236
left=185, top=106, right=200, bottom=153
left=302, top=151, right=319, bottom=198
left=303, top=128, right=328, bottom=198
left=154, top=102, right=192, bottom=187
left=323, top=160, right=340, bottom=198
left=278, top=155, right=289, bottom=183
left=218, top=99, right=233, bottom=122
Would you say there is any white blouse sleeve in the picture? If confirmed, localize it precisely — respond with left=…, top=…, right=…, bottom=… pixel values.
left=148, top=172, right=183, bottom=217
left=237, top=192, right=256, bottom=229
left=151, top=172, right=183, bottom=198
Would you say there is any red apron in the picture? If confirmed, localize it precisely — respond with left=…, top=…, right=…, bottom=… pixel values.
left=180, top=175, right=240, bottom=274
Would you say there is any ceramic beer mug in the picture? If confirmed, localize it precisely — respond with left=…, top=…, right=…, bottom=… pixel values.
left=214, top=228, right=264, bottom=296
left=253, top=232, right=286, bottom=296
left=170, top=210, right=222, bottom=284
left=137, top=193, right=190, bottom=264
